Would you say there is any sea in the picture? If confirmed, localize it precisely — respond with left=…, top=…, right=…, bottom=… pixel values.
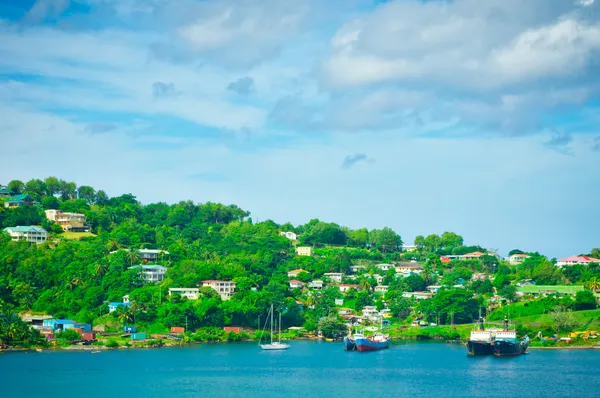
left=1, top=341, right=599, bottom=397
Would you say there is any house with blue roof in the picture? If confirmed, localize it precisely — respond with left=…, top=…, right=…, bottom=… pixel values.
left=42, top=319, right=77, bottom=331
left=3, top=226, right=48, bottom=244
left=4, top=193, right=35, bottom=208
left=0, top=185, right=12, bottom=197
left=109, top=301, right=131, bottom=313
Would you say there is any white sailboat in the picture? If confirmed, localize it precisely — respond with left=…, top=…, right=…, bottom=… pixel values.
left=259, top=304, right=290, bottom=350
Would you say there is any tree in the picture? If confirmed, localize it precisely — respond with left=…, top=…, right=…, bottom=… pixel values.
left=499, top=285, right=517, bottom=302
left=423, top=234, right=442, bottom=252
left=24, top=179, right=46, bottom=200
left=44, top=176, right=61, bottom=196
left=318, top=316, right=347, bottom=338
left=548, top=306, right=578, bottom=333
left=348, top=228, right=369, bottom=248
left=41, top=196, right=61, bottom=210
left=586, top=278, right=600, bottom=292
left=414, top=235, right=425, bottom=249
left=589, top=248, right=600, bottom=259
left=7, top=180, right=24, bottom=194
left=441, top=232, right=463, bottom=251
left=371, top=227, right=402, bottom=253
left=78, top=185, right=96, bottom=204
left=96, top=190, right=109, bottom=205
left=508, top=249, right=525, bottom=256
left=574, top=290, right=597, bottom=310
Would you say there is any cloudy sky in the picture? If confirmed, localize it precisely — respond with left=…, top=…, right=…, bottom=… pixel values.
left=1, top=0, right=599, bottom=257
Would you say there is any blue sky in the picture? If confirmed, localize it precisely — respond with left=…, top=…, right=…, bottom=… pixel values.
left=1, top=0, right=600, bottom=258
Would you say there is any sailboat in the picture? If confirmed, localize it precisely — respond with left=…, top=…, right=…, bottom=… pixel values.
left=259, top=304, right=290, bottom=350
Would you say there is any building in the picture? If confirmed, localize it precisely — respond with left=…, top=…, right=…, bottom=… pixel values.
left=471, top=272, right=490, bottom=281
left=168, top=288, right=200, bottom=300
left=308, top=280, right=323, bottom=289
left=508, top=253, right=530, bottom=265
left=334, top=298, right=344, bottom=306
left=323, top=272, right=343, bottom=283
left=374, top=285, right=389, bottom=293
left=402, top=244, right=418, bottom=252
left=461, top=251, right=486, bottom=260
left=556, top=256, right=600, bottom=267
left=427, top=285, right=442, bottom=294
left=440, top=256, right=452, bottom=264
left=4, top=193, right=35, bottom=208
left=0, top=185, right=12, bottom=197
left=289, top=280, right=304, bottom=289
left=375, top=263, right=395, bottom=272
left=3, top=226, right=48, bottom=244
left=44, top=209, right=88, bottom=232
left=339, top=284, right=359, bottom=293
left=202, top=280, right=236, bottom=300
left=42, top=319, right=77, bottom=332
left=517, top=285, right=584, bottom=297
left=349, top=265, right=366, bottom=273
left=395, top=263, right=423, bottom=274
left=279, top=231, right=298, bottom=240
left=128, top=265, right=167, bottom=283
left=138, top=249, right=169, bottom=262
left=372, top=274, right=384, bottom=284
left=362, top=306, right=379, bottom=320
left=108, top=302, right=131, bottom=313
left=21, top=314, right=53, bottom=328
left=402, top=291, right=433, bottom=300
left=287, top=269, right=307, bottom=278
left=295, top=246, right=314, bottom=256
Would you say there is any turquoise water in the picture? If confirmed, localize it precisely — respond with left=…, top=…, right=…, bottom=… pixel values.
left=1, top=341, right=599, bottom=397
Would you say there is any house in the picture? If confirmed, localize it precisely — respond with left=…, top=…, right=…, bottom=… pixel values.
left=0, top=185, right=12, bottom=197
left=168, top=288, right=199, bottom=300
left=402, top=244, right=418, bottom=252
left=323, top=272, right=343, bottom=283
left=108, top=302, right=131, bottom=313
left=44, top=210, right=88, bottom=232
left=128, top=264, right=167, bottom=283
left=42, top=319, right=77, bottom=332
left=295, top=246, right=314, bottom=256
left=508, top=253, right=530, bottom=265
left=338, top=307, right=353, bottom=315
left=402, top=291, right=433, bottom=300
left=334, top=298, right=344, bottom=306
left=224, top=326, right=243, bottom=333
left=308, top=280, right=323, bottom=289
left=138, top=249, right=169, bottom=262
left=395, top=263, right=423, bottom=274
left=556, top=256, right=600, bottom=267
left=375, top=263, right=395, bottom=272
left=349, top=265, right=366, bottom=273
left=362, top=306, right=379, bottom=320
left=517, top=285, right=584, bottom=297
left=461, top=251, right=486, bottom=260
left=123, top=295, right=130, bottom=303
left=440, top=256, right=452, bottom=264
left=3, top=226, right=48, bottom=244
left=375, top=285, right=389, bottom=293
left=471, top=273, right=489, bottom=281
left=4, top=193, right=35, bottom=208
left=372, top=274, right=384, bottom=284
left=202, top=280, right=236, bottom=300
left=21, top=314, right=53, bottom=328
left=427, top=285, right=442, bottom=294
left=279, top=231, right=298, bottom=240
left=339, top=284, right=359, bottom=293
left=287, top=269, right=307, bottom=278
left=289, top=280, right=304, bottom=289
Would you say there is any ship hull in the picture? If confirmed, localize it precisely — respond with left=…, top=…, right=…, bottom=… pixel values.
left=467, top=340, right=493, bottom=356
left=355, top=337, right=391, bottom=352
left=493, top=337, right=529, bottom=357
left=343, top=336, right=356, bottom=351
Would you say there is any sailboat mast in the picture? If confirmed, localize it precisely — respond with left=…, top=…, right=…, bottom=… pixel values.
left=279, top=312, right=282, bottom=343
left=270, top=304, right=274, bottom=344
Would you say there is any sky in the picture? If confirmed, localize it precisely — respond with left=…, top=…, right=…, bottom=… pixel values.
left=0, top=0, right=599, bottom=258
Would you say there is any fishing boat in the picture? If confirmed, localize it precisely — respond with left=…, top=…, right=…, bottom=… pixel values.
left=354, top=317, right=390, bottom=352
left=467, top=310, right=494, bottom=356
left=493, top=318, right=529, bottom=357
left=259, top=304, right=290, bottom=351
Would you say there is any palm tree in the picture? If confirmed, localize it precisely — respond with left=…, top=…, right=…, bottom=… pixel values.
left=359, top=278, right=372, bottom=292
left=127, top=250, right=140, bottom=267
left=587, top=278, right=600, bottom=292
left=94, top=263, right=108, bottom=278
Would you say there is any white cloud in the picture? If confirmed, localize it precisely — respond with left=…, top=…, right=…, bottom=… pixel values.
left=23, top=0, right=70, bottom=23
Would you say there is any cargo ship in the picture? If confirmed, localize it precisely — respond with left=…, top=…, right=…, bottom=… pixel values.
left=493, top=318, right=529, bottom=357
left=467, top=316, right=494, bottom=356
left=343, top=332, right=362, bottom=350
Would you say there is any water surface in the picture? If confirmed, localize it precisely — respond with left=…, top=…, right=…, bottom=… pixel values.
left=1, top=341, right=598, bottom=397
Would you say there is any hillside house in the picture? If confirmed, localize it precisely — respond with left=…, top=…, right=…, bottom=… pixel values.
left=108, top=302, right=131, bottom=313
left=339, top=284, right=359, bottom=293
left=375, top=263, right=395, bottom=272
left=45, top=209, right=88, bottom=232
left=295, top=246, right=314, bottom=256
left=374, top=285, right=389, bottom=293
left=508, top=253, right=530, bottom=265
left=323, top=272, right=343, bottom=283
left=471, top=273, right=490, bottom=281
left=288, top=269, right=307, bottom=278
left=279, top=231, right=297, bottom=240
left=0, top=185, right=12, bottom=197
left=3, top=226, right=48, bottom=244
left=372, top=274, right=384, bottom=284
left=556, top=256, right=600, bottom=267
left=169, top=288, right=200, bottom=300
left=128, top=265, right=167, bottom=283
left=349, top=265, right=366, bottom=273
left=289, top=280, right=304, bottom=289
left=308, top=280, right=323, bottom=289
left=202, top=280, right=236, bottom=300
left=4, top=193, right=35, bottom=208
left=402, top=244, right=418, bottom=252
left=395, top=263, right=423, bottom=274
left=402, top=291, right=433, bottom=300
left=139, top=249, right=170, bottom=262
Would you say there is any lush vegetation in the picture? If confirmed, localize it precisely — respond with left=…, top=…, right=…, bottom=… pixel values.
left=0, top=177, right=599, bottom=348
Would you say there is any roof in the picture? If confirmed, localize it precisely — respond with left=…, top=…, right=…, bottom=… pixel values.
left=288, top=269, right=306, bottom=274
left=463, top=251, right=485, bottom=257
left=128, top=264, right=167, bottom=271
left=559, top=256, right=600, bottom=263
left=510, top=253, right=530, bottom=257
left=109, top=302, right=130, bottom=307
left=4, top=226, right=47, bottom=233
left=54, top=319, right=76, bottom=325
left=202, top=280, right=235, bottom=283
left=138, top=249, right=170, bottom=254
left=339, top=284, right=359, bottom=287
left=7, top=193, right=31, bottom=203
left=289, top=280, right=304, bottom=284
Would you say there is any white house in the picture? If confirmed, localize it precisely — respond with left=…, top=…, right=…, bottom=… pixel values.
left=295, top=246, right=314, bottom=256
left=288, top=269, right=307, bottom=278
left=168, top=288, right=199, bottom=300
left=508, top=253, right=530, bottom=265
left=372, top=274, right=384, bottom=284
left=427, top=285, right=442, bottom=294
left=139, top=249, right=169, bottom=262
left=395, top=264, right=423, bottom=274
left=362, top=306, right=379, bottom=319
left=374, top=285, right=389, bottom=293
left=339, top=284, right=359, bottom=293
left=202, top=280, right=237, bottom=300
left=375, top=263, right=395, bottom=272
left=3, top=226, right=48, bottom=244
left=556, top=256, right=600, bottom=267
left=308, top=280, right=323, bottom=289
left=128, top=265, right=167, bottom=283
left=323, top=272, right=343, bottom=283
left=402, top=244, right=418, bottom=252
left=349, top=265, right=366, bottom=273
left=334, top=298, right=344, bottom=306
left=402, top=291, right=433, bottom=300
left=289, top=280, right=304, bottom=289
left=279, top=231, right=298, bottom=240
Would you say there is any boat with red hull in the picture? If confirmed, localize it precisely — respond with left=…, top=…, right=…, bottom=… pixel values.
left=355, top=333, right=391, bottom=351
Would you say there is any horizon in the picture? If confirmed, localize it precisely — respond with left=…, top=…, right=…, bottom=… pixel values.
left=1, top=0, right=600, bottom=259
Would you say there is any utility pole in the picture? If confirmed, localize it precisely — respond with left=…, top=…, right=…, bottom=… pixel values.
left=185, top=316, right=188, bottom=331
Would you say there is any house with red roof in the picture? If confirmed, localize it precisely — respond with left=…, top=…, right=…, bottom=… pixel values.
left=289, top=280, right=304, bottom=289
left=287, top=269, right=307, bottom=278
left=556, top=256, right=600, bottom=268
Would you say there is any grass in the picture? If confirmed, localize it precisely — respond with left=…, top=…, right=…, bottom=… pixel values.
left=61, top=231, right=97, bottom=240
left=518, top=285, right=584, bottom=294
